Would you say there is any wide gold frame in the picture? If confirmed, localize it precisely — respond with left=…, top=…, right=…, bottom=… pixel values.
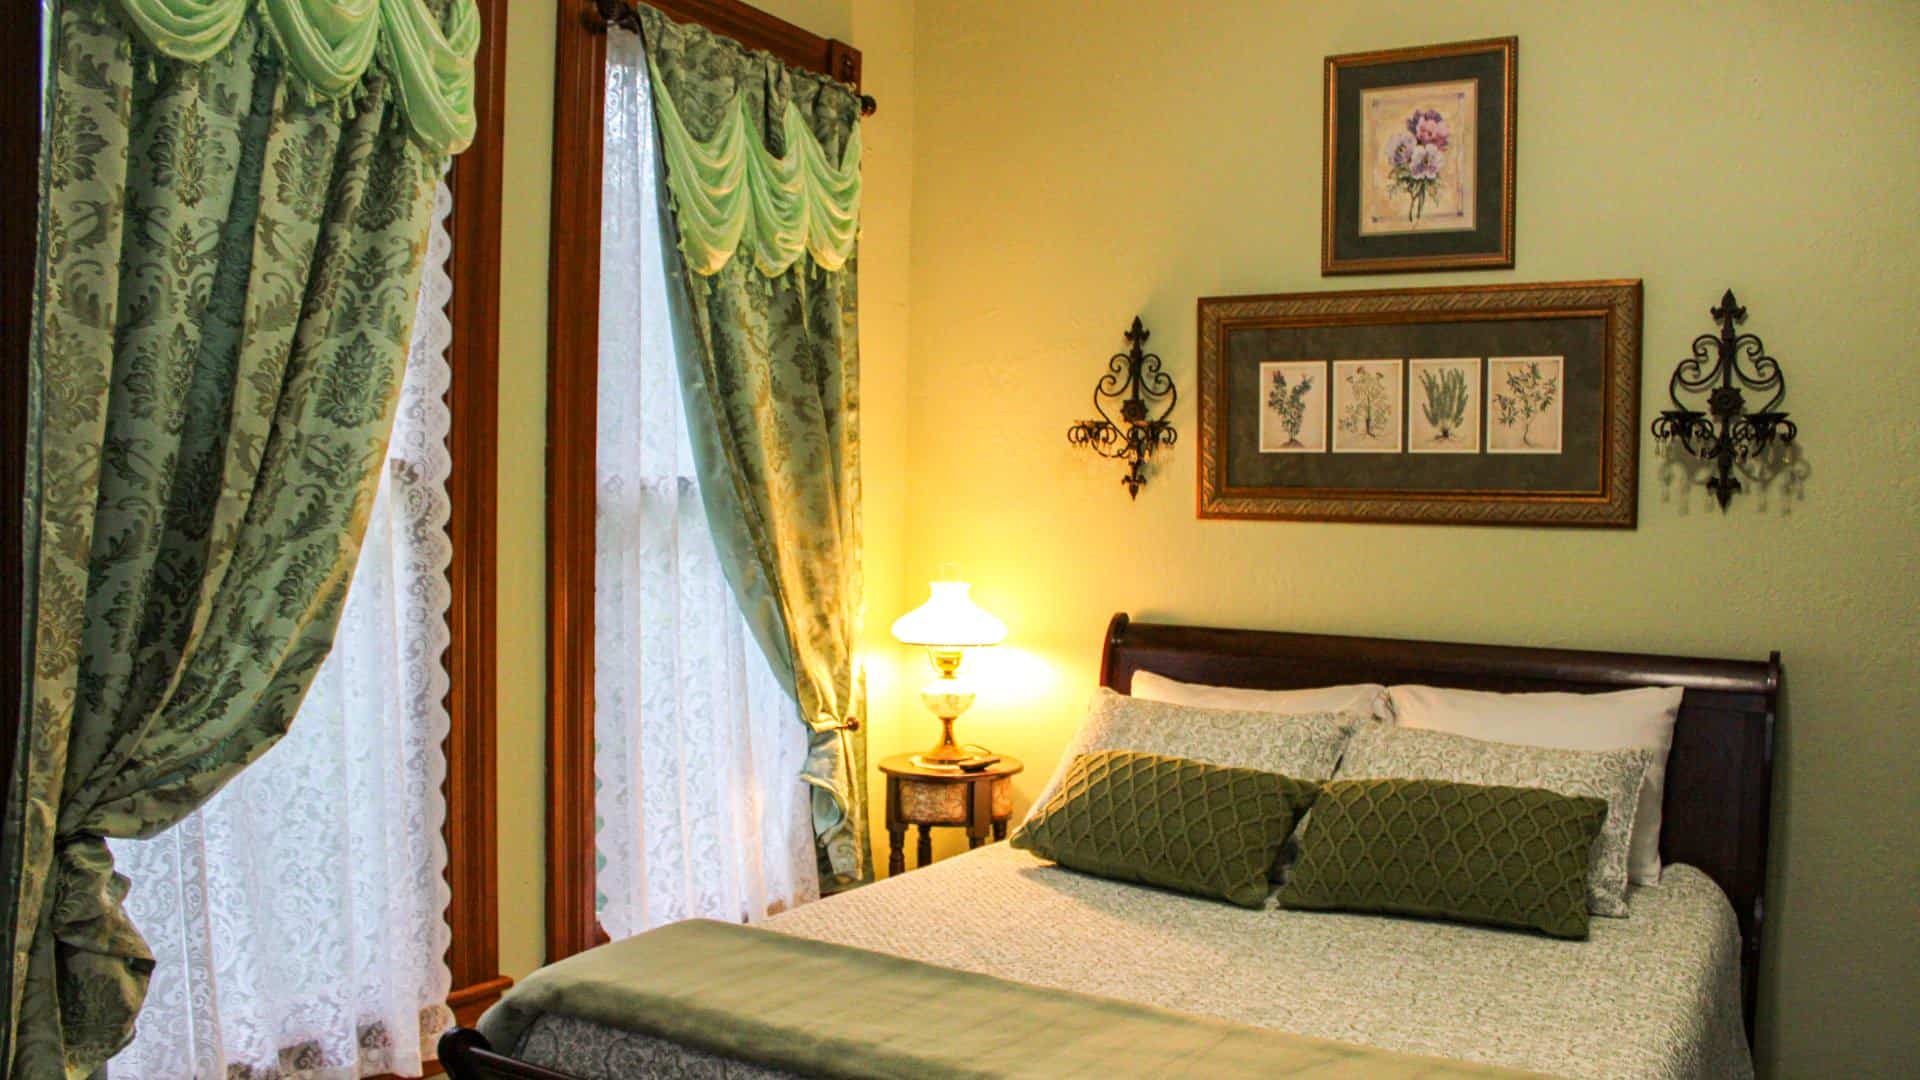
left=1196, top=279, right=1642, bottom=527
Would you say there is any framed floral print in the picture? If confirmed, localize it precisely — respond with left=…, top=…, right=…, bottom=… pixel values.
left=1197, top=280, right=1642, bottom=527
left=1322, top=37, right=1517, bottom=275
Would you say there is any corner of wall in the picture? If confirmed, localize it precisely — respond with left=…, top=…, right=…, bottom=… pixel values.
left=848, top=0, right=920, bottom=874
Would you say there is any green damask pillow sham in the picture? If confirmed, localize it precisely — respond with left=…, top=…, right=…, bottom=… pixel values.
left=1009, top=751, right=1319, bottom=908
left=1278, top=777, right=1607, bottom=939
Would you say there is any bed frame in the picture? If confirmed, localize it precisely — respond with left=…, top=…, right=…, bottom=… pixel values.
left=438, top=614, right=1778, bottom=1076
left=1098, top=613, right=1778, bottom=1040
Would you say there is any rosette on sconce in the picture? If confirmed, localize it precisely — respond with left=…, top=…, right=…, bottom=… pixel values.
left=1652, top=290, right=1798, bottom=510
left=1067, top=317, right=1179, bottom=499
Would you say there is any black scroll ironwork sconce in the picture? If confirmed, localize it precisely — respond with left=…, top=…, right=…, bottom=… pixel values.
left=1067, top=317, right=1178, bottom=499
left=1651, top=290, right=1798, bottom=510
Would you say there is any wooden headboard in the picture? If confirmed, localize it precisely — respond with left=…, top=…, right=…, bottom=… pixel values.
left=1099, top=612, right=1778, bottom=1038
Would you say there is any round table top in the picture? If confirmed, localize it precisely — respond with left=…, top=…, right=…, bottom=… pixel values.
left=879, top=752, right=1023, bottom=780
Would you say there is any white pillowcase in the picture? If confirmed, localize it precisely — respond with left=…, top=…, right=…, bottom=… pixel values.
left=1387, top=684, right=1683, bottom=885
left=1131, top=670, right=1390, bottom=721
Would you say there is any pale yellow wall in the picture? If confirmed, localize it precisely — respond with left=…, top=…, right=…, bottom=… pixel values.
left=902, top=1, right=1920, bottom=1076
left=494, top=0, right=554, bottom=983
left=845, top=0, right=922, bottom=872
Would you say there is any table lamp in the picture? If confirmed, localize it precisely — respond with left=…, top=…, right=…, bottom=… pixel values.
left=891, top=576, right=1006, bottom=765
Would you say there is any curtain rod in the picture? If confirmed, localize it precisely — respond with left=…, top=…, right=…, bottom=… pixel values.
left=590, top=0, right=879, bottom=117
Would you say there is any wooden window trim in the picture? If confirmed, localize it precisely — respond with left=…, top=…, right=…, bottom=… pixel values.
left=443, top=0, right=512, bottom=1028
left=0, top=0, right=511, bottom=1053
left=545, top=0, right=865, bottom=963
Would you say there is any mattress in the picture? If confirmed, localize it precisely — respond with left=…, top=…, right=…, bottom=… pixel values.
left=515, top=844, right=1752, bottom=1079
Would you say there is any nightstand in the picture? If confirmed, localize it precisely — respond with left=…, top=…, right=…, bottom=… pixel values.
left=879, top=754, right=1024, bottom=875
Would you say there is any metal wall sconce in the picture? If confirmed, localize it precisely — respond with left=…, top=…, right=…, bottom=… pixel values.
left=1067, top=317, right=1178, bottom=499
left=1652, top=290, right=1798, bottom=510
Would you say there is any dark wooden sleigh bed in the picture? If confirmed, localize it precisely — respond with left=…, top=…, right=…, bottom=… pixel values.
left=439, top=613, right=1780, bottom=1079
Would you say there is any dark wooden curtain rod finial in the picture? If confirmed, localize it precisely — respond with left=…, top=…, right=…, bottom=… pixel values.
left=588, top=0, right=876, bottom=116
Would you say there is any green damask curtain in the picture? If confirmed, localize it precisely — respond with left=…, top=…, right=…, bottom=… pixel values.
left=2, top=1, right=476, bottom=1074
left=634, top=6, right=870, bottom=887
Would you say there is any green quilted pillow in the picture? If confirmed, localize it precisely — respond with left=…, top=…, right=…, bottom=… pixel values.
left=1009, top=750, right=1319, bottom=908
left=1278, top=778, right=1607, bottom=939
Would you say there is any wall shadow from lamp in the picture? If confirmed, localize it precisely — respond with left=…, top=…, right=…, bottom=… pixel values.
left=891, top=576, right=1006, bottom=767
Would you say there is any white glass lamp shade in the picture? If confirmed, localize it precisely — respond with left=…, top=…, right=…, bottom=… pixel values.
left=891, top=581, right=1006, bottom=648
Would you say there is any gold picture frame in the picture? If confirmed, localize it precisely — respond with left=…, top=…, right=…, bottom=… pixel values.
left=1197, top=280, right=1641, bottom=527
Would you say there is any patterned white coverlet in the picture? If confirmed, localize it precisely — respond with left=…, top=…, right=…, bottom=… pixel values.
left=518, top=844, right=1752, bottom=1079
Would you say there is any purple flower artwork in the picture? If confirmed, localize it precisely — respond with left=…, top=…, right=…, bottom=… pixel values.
left=1388, top=108, right=1451, bottom=222
left=1355, top=79, right=1478, bottom=238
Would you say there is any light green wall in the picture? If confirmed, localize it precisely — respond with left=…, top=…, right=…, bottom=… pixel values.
left=495, top=1, right=1919, bottom=1075
left=901, top=1, right=1919, bottom=1075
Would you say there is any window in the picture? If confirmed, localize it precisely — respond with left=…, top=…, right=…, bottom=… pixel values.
left=108, top=182, right=458, bottom=1079
left=589, top=29, right=818, bottom=939
left=9, top=3, right=508, bottom=1073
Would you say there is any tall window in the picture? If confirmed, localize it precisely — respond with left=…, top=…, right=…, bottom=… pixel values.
left=107, top=180, right=458, bottom=1079
left=591, top=29, right=818, bottom=939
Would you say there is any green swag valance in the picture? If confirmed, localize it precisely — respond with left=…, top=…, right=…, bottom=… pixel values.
left=110, top=0, right=480, bottom=153
left=647, top=61, right=861, bottom=276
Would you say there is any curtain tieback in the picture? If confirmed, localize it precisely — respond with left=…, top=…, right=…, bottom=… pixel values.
left=812, top=710, right=860, bottom=732
left=36, top=834, right=157, bottom=1068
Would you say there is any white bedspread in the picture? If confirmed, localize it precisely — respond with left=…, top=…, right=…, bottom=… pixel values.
left=764, top=844, right=1752, bottom=1080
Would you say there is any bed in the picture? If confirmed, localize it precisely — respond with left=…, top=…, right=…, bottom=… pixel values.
left=442, top=614, right=1778, bottom=1079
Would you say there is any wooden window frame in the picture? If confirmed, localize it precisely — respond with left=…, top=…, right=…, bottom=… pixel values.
left=443, top=0, right=512, bottom=1028
left=545, top=0, right=864, bottom=963
left=0, top=0, right=511, bottom=1047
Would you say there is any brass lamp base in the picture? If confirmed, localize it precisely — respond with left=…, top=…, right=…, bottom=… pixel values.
left=917, top=647, right=983, bottom=764
left=919, top=715, right=971, bottom=764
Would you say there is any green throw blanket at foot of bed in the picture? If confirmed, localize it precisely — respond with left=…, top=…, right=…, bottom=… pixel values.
left=477, top=919, right=1547, bottom=1078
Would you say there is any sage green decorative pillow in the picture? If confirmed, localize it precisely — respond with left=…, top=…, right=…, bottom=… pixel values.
left=1009, top=750, right=1319, bottom=908
left=1332, top=723, right=1653, bottom=916
left=1278, top=778, right=1607, bottom=939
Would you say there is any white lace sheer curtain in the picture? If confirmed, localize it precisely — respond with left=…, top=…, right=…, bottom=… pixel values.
left=594, top=29, right=819, bottom=941
left=107, top=178, right=457, bottom=1080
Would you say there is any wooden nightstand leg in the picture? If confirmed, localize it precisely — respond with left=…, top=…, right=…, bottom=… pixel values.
left=887, top=825, right=905, bottom=876
left=916, top=825, right=932, bottom=868
left=967, top=775, right=994, bottom=849
left=992, top=820, right=1008, bottom=842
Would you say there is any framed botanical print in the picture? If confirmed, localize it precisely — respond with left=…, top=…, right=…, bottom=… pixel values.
left=1322, top=37, right=1517, bottom=275
left=1197, top=280, right=1641, bottom=527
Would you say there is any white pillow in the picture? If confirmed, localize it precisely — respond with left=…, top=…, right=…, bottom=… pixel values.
left=1022, top=688, right=1355, bottom=828
left=1387, top=684, right=1683, bottom=885
left=1131, top=670, right=1390, bottom=721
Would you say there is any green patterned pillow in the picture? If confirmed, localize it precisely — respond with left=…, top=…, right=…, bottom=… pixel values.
left=1278, top=778, right=1607, bottom=939
left=1009, top=750, right=1319, bottom=908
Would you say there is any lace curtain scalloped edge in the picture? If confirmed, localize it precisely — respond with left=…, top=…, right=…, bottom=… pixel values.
left=110, top=0, right=480, bottom=153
